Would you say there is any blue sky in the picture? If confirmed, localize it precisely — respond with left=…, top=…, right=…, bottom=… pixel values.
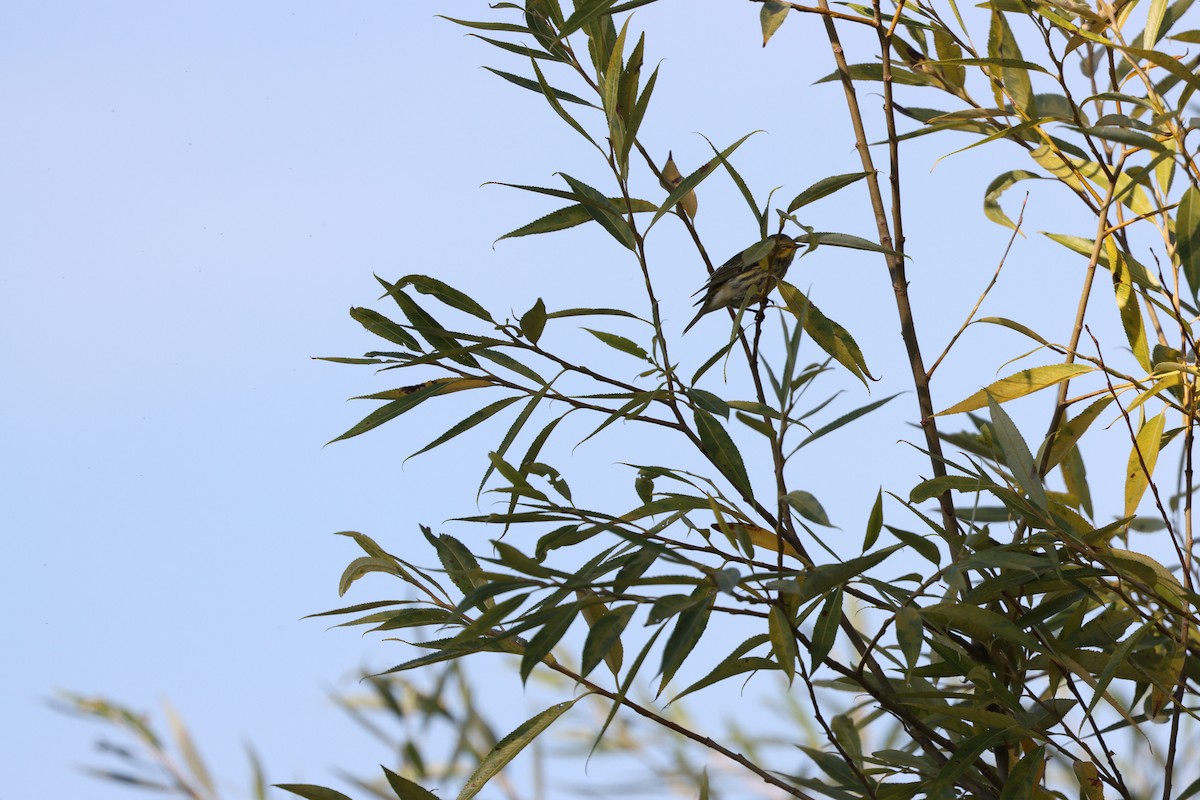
left=3, top=3, right=1146, bottom=798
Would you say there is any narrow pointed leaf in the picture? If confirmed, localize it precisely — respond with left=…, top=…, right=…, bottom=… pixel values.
left=584, top=328, right=648, bottom=360
left=497, top=199, right=656, bottom=241
left=457, top=699, right=580, bottom=800
left=408, top=396, right=522, bottom=460
left=659, top=587, right=715, bottom=692
left=694, top=410, right=751, bottom=498
left=786, top=171, right=871, bottom=213
left=988, top=393, right=1049, bottom=512
left=779, top=282, right=874, bottom=385
left=1125, top=411, right=1166, bottom=516
left=937, top=364, right=1093, bottom=415
left=350, top=307, right=421, bottom=349
left=1178, top=186, right=1200, bottom=297
left=382, top=767, right=440, bottom=800
left=582, top=603, right=634, bottom=677
left=396, top=275, right=493, bottom=321
left=810, top=587, right=842, bottom=669
left=329, top=381, right=450, bottom=444
left=276, top=786, right=354, bottom=800
left=983, top=170, right=1043, bottom=230
left=769, top=605, right=798, bottom=683
left=864, top=488, right=883, bottom=551
left=483, top=67, right=595, bottom=106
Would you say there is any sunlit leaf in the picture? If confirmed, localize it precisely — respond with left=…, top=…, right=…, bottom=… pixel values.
left=988, top=393, right=1049, bottom=512
left=761, top=0, right=790, bottom=46
left=983, top=170, right=1042, bottom=230
left=1177, top=186, right=1200, bottom=298
left=1124, top=411, right=1165, bottom=517
left=937, top=364, right=1093, bottom=415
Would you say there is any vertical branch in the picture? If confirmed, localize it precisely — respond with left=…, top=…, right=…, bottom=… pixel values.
left=1036, top=153, right=1127, bottom=477
left=812, top=0, right=960, bottom=544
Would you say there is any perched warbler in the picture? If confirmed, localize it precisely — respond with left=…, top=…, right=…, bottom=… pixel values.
left=682, top=233, right=801, bottom=334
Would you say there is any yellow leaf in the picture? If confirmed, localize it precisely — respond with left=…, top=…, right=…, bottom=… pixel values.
left=713, top=523, right=804, bottom=561
left=1124, top=411, right=1165, bottom=517
left=937, top=364, right=1094, bottom=415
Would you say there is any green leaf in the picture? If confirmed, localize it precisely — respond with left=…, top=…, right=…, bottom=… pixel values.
left=896, top=605, right=923, bottom=668
left=999, top=747, right=1044, bottom=800
left=921, top=602, right=1036, bottom=648
left=457, top=699, right=580, bottom=800
left=584, top=328, right=648, bottom=360
left=350, top=307, right=420, bottom=349
left=483, top=66, right=595, bottom=106
left=694, top=409, right=752, bottom=498
left=687, top=388, right=730, bottom=419
left=1125, top=411, right=1166, bottom=516
left=557, top=173, right=637, bottom=249
left=864, top=488, right=883, bottom=551
left=768, top=605, right=798, bottom=683
left=988, top=393, right=1049, bottom=512
left=382, top=767, right=440, bottom=800
left=797, top=545, right=902, bottom=604
left=496, top=199, right=656, bottom=241
left=786, top=171, right=872, bottom=213
left=582, top=604, right=635, bottom=677
left=987, top=10, right=1036, bottom=116
left=786, top=490, right=833, bottom=527
left=396, top=274, right=494, bottom=321
left=328, top=381, right=451, bottom=444
left=778, top=282, right=874, bottom=385
left=673, top=636, right=776, bottom=700
left=436, top=17, right=531, bottom=34
left=529, top=57, right=599, bottom=146
left=909, top=475, right=994, bottom=504
left=983, top=170, right=1043, bottom=230
left=796, top=393, right=901, bottom=449
left=810, top=587, right=842, bottom=669
left=520, top=604, right=576, bottom=683
left=798, top=230, right=903, bottom=256
left=1178, top=186, right=1200, bottom=298
left=937, top=364, right=1093, bottom=415
left=521, top=298, right=548, bottom=345
left=378, top=278, right=480, bottom=368
left=559, top=0, right=620, bottom=39
left=276, top=786, right=354, bottom=800
left=408, top=396, right=522, bottom=460
left=1046, top=398, right=1112, bottom=471
left=815, top=63, right=931, bottom=86
left=886, top=526, right=941, bottom=565
left=658, top=587, right=715, bottom=693
left=760, top=0, right=790, bottom=46
left=933, top=28, right=966, bottom=89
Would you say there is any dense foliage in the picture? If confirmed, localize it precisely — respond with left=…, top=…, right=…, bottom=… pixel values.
left=72, top=1, right=1200, bottom=798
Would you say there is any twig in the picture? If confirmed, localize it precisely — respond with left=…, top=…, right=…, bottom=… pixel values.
left=927, top=194, right=1028, bottom=379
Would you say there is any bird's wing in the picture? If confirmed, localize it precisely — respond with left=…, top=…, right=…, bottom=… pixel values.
left=691, top=250, right=748, bottom=297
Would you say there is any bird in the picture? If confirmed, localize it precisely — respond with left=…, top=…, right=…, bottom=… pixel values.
left=682, top=233, right=801, bottom=334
